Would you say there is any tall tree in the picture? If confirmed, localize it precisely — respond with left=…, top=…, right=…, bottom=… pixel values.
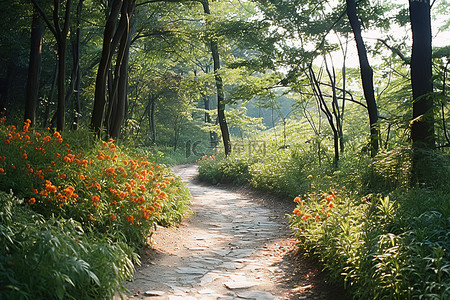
left=199, top=0, right=231, bottom=155
left=31, top=0, right=72, bottom=131
left=91, top=0, right=136, bottom=139
left=24, top=7, right=45, bottom=126
left=409, top=0, right=434, bottom=149
left=346, top=0, right=379, bottom=157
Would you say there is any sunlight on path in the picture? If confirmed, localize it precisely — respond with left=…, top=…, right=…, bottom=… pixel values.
left=119, top=165, right=331, bottom=300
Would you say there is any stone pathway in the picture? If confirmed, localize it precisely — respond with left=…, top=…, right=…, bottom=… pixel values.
left=119, top=165, right=346, bottom=300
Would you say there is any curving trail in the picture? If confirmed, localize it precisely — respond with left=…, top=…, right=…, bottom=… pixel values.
left=120, top=164, right=345, bottom=300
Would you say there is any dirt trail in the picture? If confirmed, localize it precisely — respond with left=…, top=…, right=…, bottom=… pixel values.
left=120, top=164, right=346, bottom=300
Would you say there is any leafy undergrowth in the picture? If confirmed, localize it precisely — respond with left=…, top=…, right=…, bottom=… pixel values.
left=198, top=142, right=450, bottom=299
left=0, top=118, right=191, bottom=299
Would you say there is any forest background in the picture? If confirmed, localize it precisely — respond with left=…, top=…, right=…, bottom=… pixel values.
left=0, top=0, right=449, bottom=299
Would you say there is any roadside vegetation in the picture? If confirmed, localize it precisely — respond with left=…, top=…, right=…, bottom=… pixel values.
left=198, top=120, right=450, bottom=299
left=0, top=118, right=191, bottom=298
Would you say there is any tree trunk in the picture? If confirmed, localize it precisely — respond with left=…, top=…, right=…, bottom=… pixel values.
left=149, top=96, right=156, bottom=143
left=43, top=59, right=58, bottom=128
left=110, top=6, right=135, bottom=138
left=71, top=0, right=83, bottom=130
left=24, top=8, right=45, bottom=126
left=200, top=0, right=231, bottom=155
left=91, top=0, right=123, bottom=136
left=410, top=0, right=434, bottom=149
left=346, top=0, right=379, bottom=157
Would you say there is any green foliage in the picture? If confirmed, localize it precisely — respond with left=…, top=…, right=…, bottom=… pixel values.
left=198, top=154, right=250, bottom=185
left=290, top=190, right=450, bottom=299
left=199, top=123, right=450, bottom=299
left=0, top=192, right=137, bottom=299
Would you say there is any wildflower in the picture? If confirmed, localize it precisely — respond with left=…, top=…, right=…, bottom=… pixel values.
left=127, top=214, right=134, bottom=224
left=0, top=156, right=5, bottom=162
left=301, top=214, right=312, bottom=220
left=0, top=168, right=4, bottom=173
left=91, top=195, right=100, bottom=202
left=79, top=175, right=86, bottom=180
left=59, top=174, right=67, bottom=179
left=325, top=193, right=336, bottom=202
left=294, top=196, right=301, bottom=203
left=315, top=214, right=320, bottom=221
left=28, top=198, right=36, bottom=204
left=105, top=167, right=115, bottom=176
left=293, top=208, right=302, bottom=216
left=40, top=190, right=48, bottom=196
left=64, top=186, right=75, bottom=197
left=110, top=214, right=116, bottom=220
left=139, top=185, right=147, bottom=192
left=22, top=153, right=28, bottom=160
left=328, top=202, right=336, bottom=209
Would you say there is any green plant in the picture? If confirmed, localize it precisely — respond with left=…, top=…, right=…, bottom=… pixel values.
left=0, top=192, right=137, bottom=299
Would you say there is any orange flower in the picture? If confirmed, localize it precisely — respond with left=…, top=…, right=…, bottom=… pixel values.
left=79, top=175, right=86, bottom=180
left=64, top=186, right=75, bottom=197
left=293, top=208, right=302, bottom=216
left=28, top=197, right=36, bottom=204
left=139, top=185, right=147, bottom=192
left=59, top=174, right=67, bottom=179
left=315, top=214, right=320, bottom=221
left=0, top=168, right=4, bottom=173
left=301, top=214, right=312, bottom=220
left=39, top=190, right=48, bottom=196
left=127, top=214, right=134, bottom=224
left=91, top=195, right=100, bottom=202
left=22, top=153, right=28, bottom=160
left=110, top=214, right=116, bottom=220
left=328, top=202, right=336, bottom=209
left=325, top=193, right=336, bottom=202
left=105, top=167, right=115, bottom=176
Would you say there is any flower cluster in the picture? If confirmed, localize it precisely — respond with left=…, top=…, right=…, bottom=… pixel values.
left=0, top=119, right=189, bottom=244
left=291, top=188, right=341, bottom=226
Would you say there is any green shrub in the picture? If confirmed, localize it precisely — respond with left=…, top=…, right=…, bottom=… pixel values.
left=0, top=192, right=137, bottom=299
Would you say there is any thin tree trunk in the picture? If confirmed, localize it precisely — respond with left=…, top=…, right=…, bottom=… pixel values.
left=43, top=59, right=58, bottom=128
left=71, top=0, right=83, bottom=130
left=200, top=0, right=231, bottom=156
left=346, top=0, right=379, bottom=157
left=150, top=96, right=156, bottom=143
left=24, top=8, right=45, bottom=126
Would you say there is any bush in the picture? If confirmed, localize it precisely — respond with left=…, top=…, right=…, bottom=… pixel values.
left=0, top=192, right=137, bottom=299
left=289, top=190, right=450, bottom=299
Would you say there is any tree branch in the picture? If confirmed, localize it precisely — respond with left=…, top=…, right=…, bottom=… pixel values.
left=30, top=0, right=57, bottom=37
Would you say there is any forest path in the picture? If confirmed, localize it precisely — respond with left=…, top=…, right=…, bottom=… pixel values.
left=120, top=164, right=344, bottom=300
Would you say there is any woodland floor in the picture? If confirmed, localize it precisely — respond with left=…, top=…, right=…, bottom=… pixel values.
left=117, top=164, right=347, bottom=300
